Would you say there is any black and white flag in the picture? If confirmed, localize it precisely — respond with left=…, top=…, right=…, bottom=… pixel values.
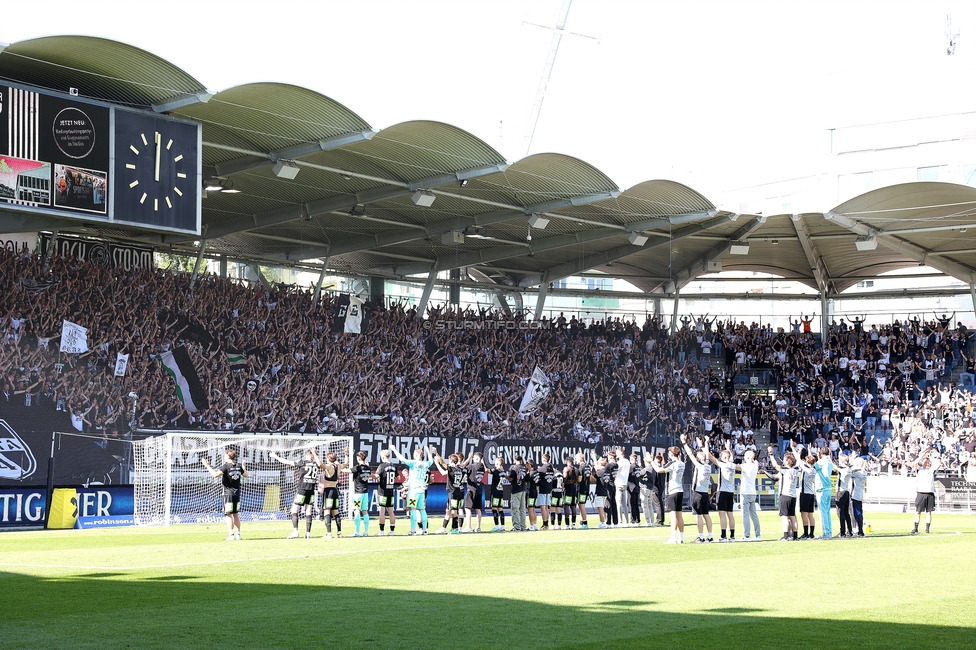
left=519, top=365, right=551, bottom=414
left=332, top=294, right=365, bottom=334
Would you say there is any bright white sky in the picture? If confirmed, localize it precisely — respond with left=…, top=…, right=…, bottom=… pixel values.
left=4, top=0, right=976, bottom=203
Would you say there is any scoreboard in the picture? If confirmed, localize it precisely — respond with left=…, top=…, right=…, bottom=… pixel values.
left=0, top=83, right=201, bottom=236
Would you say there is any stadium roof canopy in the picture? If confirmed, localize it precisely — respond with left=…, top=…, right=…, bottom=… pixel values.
left=2, top=35, right=976, bottom=303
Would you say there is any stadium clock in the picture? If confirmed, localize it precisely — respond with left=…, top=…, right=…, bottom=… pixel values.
left=123, top=128, right=189, bottom=213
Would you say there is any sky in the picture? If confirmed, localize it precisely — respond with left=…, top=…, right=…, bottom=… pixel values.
left=3, top=0, right=975, bottom=205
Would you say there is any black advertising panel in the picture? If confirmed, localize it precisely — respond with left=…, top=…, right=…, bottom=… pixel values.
left=0, top=85, right=110, bottom=215
left=113, top=109, right=200, bottom=232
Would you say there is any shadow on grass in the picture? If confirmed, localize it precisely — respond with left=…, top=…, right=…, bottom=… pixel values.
left=0, top=571, right=970, bottom=650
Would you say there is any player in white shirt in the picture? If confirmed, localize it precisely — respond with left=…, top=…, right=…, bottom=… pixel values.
left=681, top=434, right=714, bottom=543
left=910, top=450, right=942, bottom=535
left=650, top=445, right=686, bottom=544
left=704, top=438, right=737, bottom=541
left=767, top=446, right=800, bottom=541
left=850, top=457, right=868, bottom=537
left=737, top=449, right=761, bottom=541
left=835, top=454, right=854, bottom=538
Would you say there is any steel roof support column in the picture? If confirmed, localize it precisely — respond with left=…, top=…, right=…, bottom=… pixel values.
left=417, top=272, right=437, bottom=319
left=312, top=253, right=331, bottom=306
left=534, top=274, right=550, bottom=321
left=820, top=289, right=829, bottom=343
left=189, top=227, right=208, bottom=289
left=671, top=287, right=680, bottom=333
left=970, top=283, right=976, bottom=321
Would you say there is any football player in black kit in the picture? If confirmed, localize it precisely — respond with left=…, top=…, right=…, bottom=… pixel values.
left=537, top=455, right=554, bottom=531
left=202, top=448, right=248, bottom=540
left=550, top=464, right=566, bottom=529
left=271, top=448, right=325, bottom=539
left=575, top=453, right=592, bottom=530
left=342, top=450, right=373, bottom=537
left=562, top=457, right=581, bottom=529
left=489, top=456, right=507, bottom=532
left=375, top=449, right=404, bottom=536
left=433, top=451, right=467, bottom=535
left=525, top=459, right=540, bottom=531
left=463, top=452, right=488, bottom=533
left=319, top=452, right=349, bottom=538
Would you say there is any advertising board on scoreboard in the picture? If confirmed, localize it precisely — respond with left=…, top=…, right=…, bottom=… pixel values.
left=0, top=82, right=201, bottom=236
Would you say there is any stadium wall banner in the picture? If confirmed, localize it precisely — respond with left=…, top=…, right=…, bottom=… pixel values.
left=0, top=405, right=127, bottom=488
left=39, top=233, right=154, bottom=271
left=351, top=433, right=670, bottom=467
left=0, top=232, right=37, bottom=252
left=0, top=485, right=133, bottom=528
left=936, top=477, right=976, bottom=505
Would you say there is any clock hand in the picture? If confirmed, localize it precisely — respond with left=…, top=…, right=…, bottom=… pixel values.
left=154, top=132, right=161, bottom=182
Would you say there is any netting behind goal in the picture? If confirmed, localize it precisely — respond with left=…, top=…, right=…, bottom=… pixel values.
left=132, top=432, right=352, bottom=526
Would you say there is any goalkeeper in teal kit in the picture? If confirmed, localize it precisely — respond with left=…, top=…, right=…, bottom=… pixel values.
left=390, top=446, right=436, bottom=535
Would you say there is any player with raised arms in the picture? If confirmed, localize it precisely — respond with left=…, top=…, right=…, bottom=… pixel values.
left=704, top=437, right=737, bottom=541
left=201, top=448, right=248, bottom=541
left=649, top=446, right=685, bottom=544
left=375, top=449, right=404, bottom=536
left=768, top=445, right=800, bottom=541
left=463, top=451, right=488, bottom=533
left=391, top=445, right=435, bottom=535
left=813, top=445, right=834, bottom=539
left=270, top=447, right=325, bottom=539
left=434, top=451, right=466, bottom=534
left=681, top=434, right=714, bottom=543
left=911, top=449, right=942, bottom=535
left=342, top=450, right=373, bottom=537
left=794, top=444, right=818, bottom=539
left=489, top=456, right=508, bottom=532
left=319, top=451, right=349, bottom=539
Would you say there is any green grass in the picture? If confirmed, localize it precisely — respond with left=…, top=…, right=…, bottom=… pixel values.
left=1, top=512, right=975, bottom=649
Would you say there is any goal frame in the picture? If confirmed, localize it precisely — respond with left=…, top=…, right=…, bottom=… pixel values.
left=134, top=431, right=355, bottom=527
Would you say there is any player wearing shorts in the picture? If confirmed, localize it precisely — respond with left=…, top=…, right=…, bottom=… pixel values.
left=525, top=459, right=540, bottom=530
left=435, top=452, right=467, bottom=534
left=375, top=450, right=404, bottom=536
left=536, top=455, right=554, bottom=530
left=271, top=448, right=325, bottom=539
left=768, top=446, right=800, bottom=541
left=575, top=453, right=592, bottom=529
left=794, top=444, right=817, bottom=539
left=704, top=439, right=737, bottom=541
left=562, top=457, right=581, bottom=529
left=463, top=452, right=488, bottom=532
left=391, top=446, right=435, bottom=535
left=681, top=434, right=714, bottom=543
left=489, top=457, right=507, bottom=532
left=593, top=456, right=610, bottom=528
left=342, top=451, right=373, bottom=537
left=201, top=448, right=248, bottom=540
left=549, top=465, right=566, bottom=529
left=319, top=452, right=348, bottom=538
left=911, top=450, right=942, bottom=534
left=650, top=446, right=685, bottom=544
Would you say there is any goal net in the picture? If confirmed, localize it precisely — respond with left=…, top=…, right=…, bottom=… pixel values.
left=132, top=432, right=353, bottom=527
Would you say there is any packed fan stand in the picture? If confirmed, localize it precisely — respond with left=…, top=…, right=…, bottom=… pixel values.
left=132, top=432, right=353, bottom=528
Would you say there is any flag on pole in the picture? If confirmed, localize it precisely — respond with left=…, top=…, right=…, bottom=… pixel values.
left=344, top=296, right=364, bottom=334
left=156, top=346, right=210, bottom=412
left=519, top=365, right=551, bottom=413
left=226, top=350, right=247, bottom=370
left=59, top=320, right=89, bottom=353
left=114, top=353, right=129, bottom=377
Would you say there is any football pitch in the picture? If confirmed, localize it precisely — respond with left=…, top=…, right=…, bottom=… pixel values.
left=1, top=512, right=975, bottom=649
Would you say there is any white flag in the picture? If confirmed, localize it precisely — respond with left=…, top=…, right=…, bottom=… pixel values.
left=114, top=352, right=130, bottom=377
left=59, top=320, right=89, bottom=354
left=519, top=365, right=551, bottom=413
left=343, top=296, right=364, bottom=334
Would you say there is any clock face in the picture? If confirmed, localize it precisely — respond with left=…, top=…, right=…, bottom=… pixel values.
left=124, top=129, right=188, bottom=213
left=113, top=110, right=199, bottom=232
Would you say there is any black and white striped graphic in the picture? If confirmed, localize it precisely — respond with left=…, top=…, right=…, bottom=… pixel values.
left=6, top=87, right=39, bottom=159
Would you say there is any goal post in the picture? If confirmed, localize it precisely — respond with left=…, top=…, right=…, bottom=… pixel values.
left=132, top=431, right=354, bottom=527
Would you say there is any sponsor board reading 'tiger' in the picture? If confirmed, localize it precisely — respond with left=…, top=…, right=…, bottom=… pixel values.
left=0, top=420, right=38, bottom=481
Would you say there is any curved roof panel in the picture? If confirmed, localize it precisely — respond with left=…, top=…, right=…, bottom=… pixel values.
left=173, top=82, right=372, bottom=156
left=0, top=35, right=207, bottom=107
